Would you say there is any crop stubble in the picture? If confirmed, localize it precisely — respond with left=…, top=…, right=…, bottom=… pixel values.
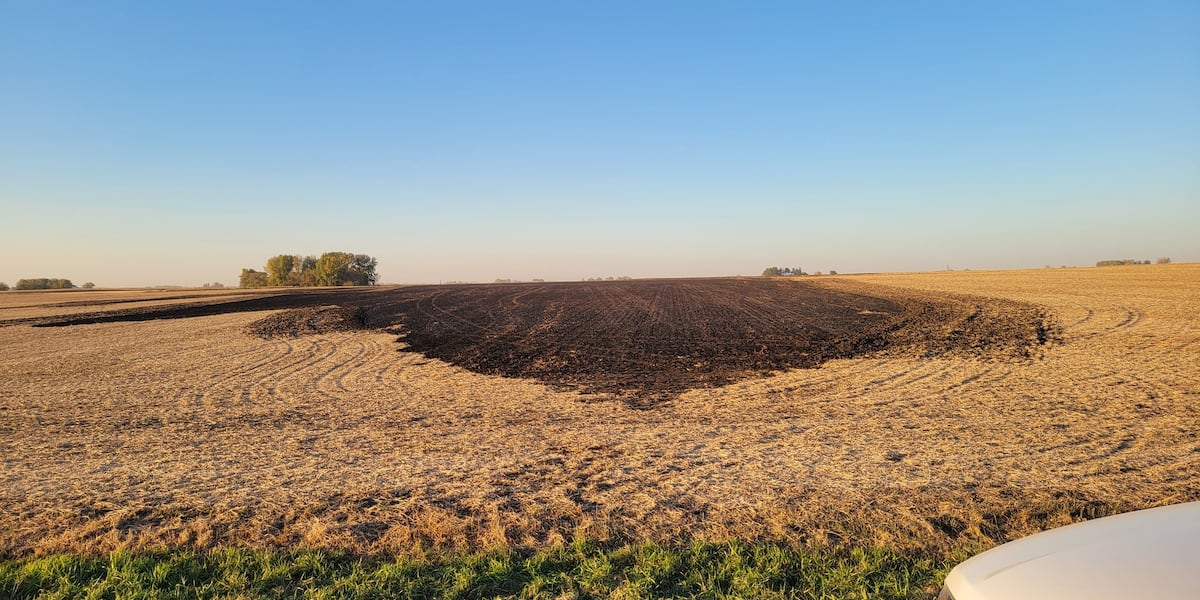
left=0, top=266, right=1196, bottom=557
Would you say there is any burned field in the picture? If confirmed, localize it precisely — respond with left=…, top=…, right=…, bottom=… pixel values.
left=372, top=279, right=1054, bottom=403
left=25, top=278, right=1056, bottom=404
left=389, top=279, right=906, bottom=402
left=1, top=266, right=1196, bottom=557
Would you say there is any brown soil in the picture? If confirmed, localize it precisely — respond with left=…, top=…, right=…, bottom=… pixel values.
left=246, top=306, right=371, bottom=337
left=378, top=279, right=1056, bottom=405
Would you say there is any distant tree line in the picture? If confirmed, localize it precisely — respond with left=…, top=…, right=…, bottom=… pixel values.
left=761, top=266, right=804, bottom=276
left=0, top=282, right=8, bottom=291
left=1096, top=258, right=1170, bottom=267
left=13, top=278, right=76, bottom=290
left=240, top=252, right=379, bottom=288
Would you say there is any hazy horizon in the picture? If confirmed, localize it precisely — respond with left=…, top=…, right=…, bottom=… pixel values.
left=3, top=261, right=1198, bottom=290
left=3, top=1, right=1197, bottom=288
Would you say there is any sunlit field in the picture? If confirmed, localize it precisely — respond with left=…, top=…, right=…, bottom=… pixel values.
left=1, top=265, right=1196, bottom=597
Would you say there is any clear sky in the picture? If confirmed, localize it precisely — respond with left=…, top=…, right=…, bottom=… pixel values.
left=2, top=1, right=1197, bottom=286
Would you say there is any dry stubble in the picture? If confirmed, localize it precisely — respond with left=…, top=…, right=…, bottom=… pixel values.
left=0, top=265, right=1197, bottom=557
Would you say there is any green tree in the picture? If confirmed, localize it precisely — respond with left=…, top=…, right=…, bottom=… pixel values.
left=239, top=269, right=269, bottom=288
left=349, top=254, right=378, bottom=285
left=15, top=278, right=75, bottom=290
left=297, top=255, right=318, bottom=286
left=313, top=252, right=378, bottom=286
left=762, top=267, right=782, bottom=276
left=243, top=253, right=377, bottom=288
left=81, top=282, right=95, bottom=289
left=265, top=254, right=297, bottom=286
left=0, top=282, right=8, bottom=291
left=315, top=252, right=353, bottom=286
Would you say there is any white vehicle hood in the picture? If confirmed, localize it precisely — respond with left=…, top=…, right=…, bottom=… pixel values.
left=944, top=501, right=1200, bottom=600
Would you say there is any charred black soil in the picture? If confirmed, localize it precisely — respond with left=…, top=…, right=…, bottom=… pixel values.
left=16, top=278, right=1058, bottom=403
left=377, top=278, right=1058, bottom=404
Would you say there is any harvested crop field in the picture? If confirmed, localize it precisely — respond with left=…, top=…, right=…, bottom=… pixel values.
left=1, top=265, right=1197, bottom=558
left=19, top=279, right=1055, bottom=406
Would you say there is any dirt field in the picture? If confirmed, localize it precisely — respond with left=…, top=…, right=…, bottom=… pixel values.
left=18, top=279, right=1055, bottom=406
left=1, top=265, right=1197, bottom=557
left=373, top=279, right=1052, bottom=405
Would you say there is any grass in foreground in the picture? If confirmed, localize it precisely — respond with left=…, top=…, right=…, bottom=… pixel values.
left=1, top=540, right=958, bottom=599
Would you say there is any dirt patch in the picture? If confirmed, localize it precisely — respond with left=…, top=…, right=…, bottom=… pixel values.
left=245, top=306, right=370, bottom=338
left=828, top=279, right=1063, bottom=359
left=382, top=279, right=1057, bottom=404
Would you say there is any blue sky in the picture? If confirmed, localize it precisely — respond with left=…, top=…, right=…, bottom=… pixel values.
left=2, top=1, right=1197, bottom=286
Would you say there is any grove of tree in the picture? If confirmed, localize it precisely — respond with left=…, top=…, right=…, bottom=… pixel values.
left=14, top=278, right=76, bottom=290
left=239, top=269, right=269, bottom=289
left=241, top=252, right=378, bottom=288
left=1096, top=259, right=1152, bottom=267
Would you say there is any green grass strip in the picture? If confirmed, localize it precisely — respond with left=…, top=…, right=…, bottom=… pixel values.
left=0, top=540, right=957, bottom=599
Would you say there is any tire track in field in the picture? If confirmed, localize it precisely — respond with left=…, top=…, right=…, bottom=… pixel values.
left=244, top=338, right=341, bottom=405
left=185, top=336, right=314, bottom=410
left=1048, top=335, right=1192, bottom=477
left=1072, top=304, right=1146, bottom=341
left=1113, top=306, right=1145, bottom=331
left=1104, top=371, right=1178, bottom=406
left=181, top=339, right=296, bottom=411
left=865, top=363, right=1010, bottom=410
left=943, top=365, right=1012, bottom=393
left=372, top=350, right=415, bottom=381
left=312, top=338, right=372, bottom=400
left=1173, top=334, right=1200, bottom=355
left=839, top=360, right=953, bottom=402
left=171, top=340, right=293, bottom=407
left=16, top=318, right=272, bottom=410
left=427, top=289, right=497, bottom=335
left=1061, top=302, right=1096, bottom=334
left=827, top=294, right=1010, bottom=404
left=333, top=338, right=387, bottom=393
left=232, top=333, right=394, bottom=411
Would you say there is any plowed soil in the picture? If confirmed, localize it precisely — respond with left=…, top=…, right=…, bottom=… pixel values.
left=19, top=278, right=1056, bottom=404
left=372, top=279, right=1055, bottom=404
